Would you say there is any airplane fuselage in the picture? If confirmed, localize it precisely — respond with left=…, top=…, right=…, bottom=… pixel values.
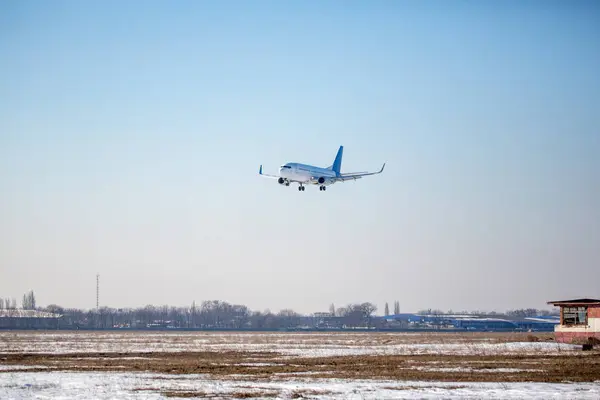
left=279, top=163, right=337, bottom=185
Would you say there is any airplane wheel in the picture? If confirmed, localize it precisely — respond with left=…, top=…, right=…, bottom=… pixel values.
left=323, top=186, right=326, bottom=191
left=298, top=186, right=302, bottom=191
left=302, top=186, right=305, bottom=191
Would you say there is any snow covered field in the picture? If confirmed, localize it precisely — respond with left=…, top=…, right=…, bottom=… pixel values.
left=0, top=331, right=580, bottom=356
left=1, top=371, right=599, bottom=399
left=1, top=331, right=598, bottom=399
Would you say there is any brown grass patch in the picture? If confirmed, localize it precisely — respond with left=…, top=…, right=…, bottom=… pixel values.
left=382, top=385, right=468, bottom=391
left=160, top=389, right=279, bottom=398
left=290, top=389, right=336, bottom=398
left=2, top=350, right=600, bottom=382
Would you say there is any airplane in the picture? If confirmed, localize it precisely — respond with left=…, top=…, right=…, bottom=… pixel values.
left=259, top=145, right=385, bottom=191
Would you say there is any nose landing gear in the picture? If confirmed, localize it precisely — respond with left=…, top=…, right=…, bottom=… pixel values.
left=319, top=186, right=327, bottom=191
left=298, top=185, right=305, bottom=191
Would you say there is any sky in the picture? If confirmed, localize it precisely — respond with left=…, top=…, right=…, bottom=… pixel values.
left=1, top=0, right=599, bottom=315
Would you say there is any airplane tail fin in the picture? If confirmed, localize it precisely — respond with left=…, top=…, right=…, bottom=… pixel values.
left=329, top=146, right=343, bottom=175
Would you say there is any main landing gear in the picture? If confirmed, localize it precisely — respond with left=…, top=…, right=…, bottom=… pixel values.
left=297, top=185, right=327, bottom=192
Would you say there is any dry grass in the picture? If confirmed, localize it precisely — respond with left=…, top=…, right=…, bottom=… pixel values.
left=1, top=331, right=598, bottom=383
left=290, top=389, right=336, bottom=398
left=2, top=350, right=600, bottom=383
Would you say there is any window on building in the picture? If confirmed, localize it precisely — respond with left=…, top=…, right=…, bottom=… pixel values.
left=562, top=306, right=587, bottom=325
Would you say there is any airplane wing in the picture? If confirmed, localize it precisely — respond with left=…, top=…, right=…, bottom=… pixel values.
left=335, top=163, right=386, bottom=182
left=258, top=165, right=280, bottom=179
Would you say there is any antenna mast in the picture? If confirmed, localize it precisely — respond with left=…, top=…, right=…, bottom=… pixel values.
left=96, top=274, right=99, bottom=310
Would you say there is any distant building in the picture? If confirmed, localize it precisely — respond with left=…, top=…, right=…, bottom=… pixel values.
left=383, top=313, right=423, bottom=322
left=313, top=312, right=333, bottom=318
left=515, top=316, right=560, bottom=332
left=380, top=313, right=558, bottom=332
left=451, top=316, right=558, bottom=332
left=547, top=298, right=600, bottom=344
left=452, top=317, right=518, bottom=331
left=0, top=309, right=63, bottom=329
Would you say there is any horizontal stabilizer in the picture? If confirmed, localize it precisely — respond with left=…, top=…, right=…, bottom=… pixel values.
left=259, top=164, right=280, bottom=179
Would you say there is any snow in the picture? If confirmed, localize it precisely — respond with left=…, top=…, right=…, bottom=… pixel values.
left=271, top=342, right=578, bottom=358
left=0, top=332, right=596, bottom=398
left=405, top=366, right=545, bottom=373
left=0, top=371, right=598, bottom=399
left=0, top=331, right=579, bottom=357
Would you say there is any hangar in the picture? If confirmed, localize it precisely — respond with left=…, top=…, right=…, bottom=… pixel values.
left=0, top=309, right=63, bottom=329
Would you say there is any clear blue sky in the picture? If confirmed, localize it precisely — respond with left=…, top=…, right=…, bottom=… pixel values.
left=1, top=1, right=599, bottom=313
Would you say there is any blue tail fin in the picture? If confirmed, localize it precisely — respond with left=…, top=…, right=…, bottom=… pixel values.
left=330, top=146, right=343, bottom=175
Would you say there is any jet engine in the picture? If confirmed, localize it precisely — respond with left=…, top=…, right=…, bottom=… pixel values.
left=318, top=177, right=326, bottom=184
left=278, top=177, right=285, bottom=185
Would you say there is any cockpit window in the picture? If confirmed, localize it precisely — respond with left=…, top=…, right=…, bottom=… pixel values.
left=281, top=165, right=292, bottom=169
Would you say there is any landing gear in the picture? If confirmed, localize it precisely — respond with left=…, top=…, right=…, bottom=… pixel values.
left=298, top=185, right=305, bottom=191
left=319, top=185, right=327, bottom=191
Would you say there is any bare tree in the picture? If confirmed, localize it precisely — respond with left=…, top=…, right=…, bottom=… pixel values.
left=336, top=306, right=348, bottom=317
left=394, top=301, right=400, bottom=315
left=189, top=301, right=197, bottom=328
left=21, top=290, right=36, bottom=310
left=361, top=302, right=377, bottom=317
left=329, top=303, right=335, bottom=316
left=506, top=308, right=546, bottom=318
left=44, top=304, right=64, bottom=314
left=335, top=303, right=378, bottom=328
left=340, top=304, right=362, bottom=327
left=361, top=302, right=377, bottom=327
left=384, top=302, right=389, bottom=316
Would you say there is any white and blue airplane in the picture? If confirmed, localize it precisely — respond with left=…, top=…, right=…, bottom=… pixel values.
left=259, top=146, right=385, bottom=191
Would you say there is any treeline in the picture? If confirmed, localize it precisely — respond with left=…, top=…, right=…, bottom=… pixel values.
left=2, top=295, right=381, bottom=330
left=0, top=298, right=17, bottom=310
left=1, top=290, right=558, bottom=330
left=0, top=290, right=35, bottom=310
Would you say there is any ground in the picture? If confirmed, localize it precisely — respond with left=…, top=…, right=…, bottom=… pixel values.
left=1, top=331, right=599, bottom=398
